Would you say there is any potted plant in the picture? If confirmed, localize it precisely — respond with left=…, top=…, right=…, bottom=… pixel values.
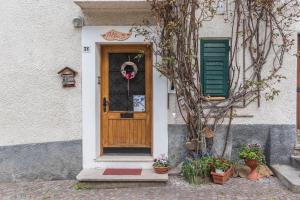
left=181, top=156, right=213, bottom=184
left=238, top=143, right=265, bottom=180
left=153, top=154, right=170, bottom=174
left=210, top=157, right=232, bottom=185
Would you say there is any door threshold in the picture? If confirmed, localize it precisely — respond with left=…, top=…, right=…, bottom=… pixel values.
left=95, top=155, right=153, bottom=162
left=102, top=153, right=151, bottom=156
left=103, top=147, right=151, bottom=154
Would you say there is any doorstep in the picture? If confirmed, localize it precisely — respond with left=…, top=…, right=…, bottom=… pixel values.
left=92, top=155, right=154, bottom=169
left=271, top=164, right=300, bottom=193
left=76, top=168, right=168, bottom=182
left=95, top=155, right=153, bottom=162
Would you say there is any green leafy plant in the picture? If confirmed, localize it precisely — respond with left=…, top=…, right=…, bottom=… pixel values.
left=153, top=154, right=169, bottom=168
left=209, top=157, right=231, bottom=172
left=181, top=156, right=213, bottom=184
left=73, top=182, right=89, bottom=190
left=238, top=144, right=266, bottom=164
left=181, top=159, right=197, bottom=184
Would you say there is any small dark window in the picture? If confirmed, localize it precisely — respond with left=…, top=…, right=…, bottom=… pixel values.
left=108, top=53, right=145, bottom=111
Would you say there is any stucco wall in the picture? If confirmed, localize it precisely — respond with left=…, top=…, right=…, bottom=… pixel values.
left=0, top=0, right=298, bottom=182
left=168, top=15, right=299, bottom=125
left=0, top=0, right=83, bottom=146
left=0, top=0, right=298, bottom=147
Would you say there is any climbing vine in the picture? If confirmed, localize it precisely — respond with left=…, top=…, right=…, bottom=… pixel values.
left=133, top=0, right=300, bottom=158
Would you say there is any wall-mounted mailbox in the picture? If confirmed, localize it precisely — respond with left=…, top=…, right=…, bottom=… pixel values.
left=57, top=67, right=78, bottom=87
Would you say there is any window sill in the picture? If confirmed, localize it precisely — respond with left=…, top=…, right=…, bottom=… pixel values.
left=204, top=96, right=226, bottom=101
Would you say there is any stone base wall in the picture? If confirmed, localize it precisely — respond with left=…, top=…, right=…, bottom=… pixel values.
left=168, top=124, right=296, bottom=166
left=0, top=125, right=296, bottom=182
left=0, top=140, right=82, bottom=182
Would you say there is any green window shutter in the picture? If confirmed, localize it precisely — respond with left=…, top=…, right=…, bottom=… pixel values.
left=201, top=39, right=229, bottom=98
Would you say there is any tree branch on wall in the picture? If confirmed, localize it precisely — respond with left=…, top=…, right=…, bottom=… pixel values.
left=133, top=0, right=300, bottom=158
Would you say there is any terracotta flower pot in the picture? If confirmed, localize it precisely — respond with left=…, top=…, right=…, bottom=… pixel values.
left=245, top=159, right=261, bottom=180
left=211, top=166, right=233, bottom=185
left=153, top=166, right=169, bottom=174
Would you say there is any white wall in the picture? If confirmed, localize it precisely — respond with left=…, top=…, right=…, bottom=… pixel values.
left=168, top=15, right=299, bottom=125
left=0, top=0, right=83, bottom=146
left=0, top=0, right=298, bottom=147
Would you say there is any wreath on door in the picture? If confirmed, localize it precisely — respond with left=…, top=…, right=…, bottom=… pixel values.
left=121, top=61, right=138, bottom=80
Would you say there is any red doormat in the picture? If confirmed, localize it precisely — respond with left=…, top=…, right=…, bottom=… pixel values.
left=103, top=168, right=142, bottom=175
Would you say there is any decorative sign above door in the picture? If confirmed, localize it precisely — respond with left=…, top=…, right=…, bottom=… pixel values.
left=102, top=29, right=132, bottom=41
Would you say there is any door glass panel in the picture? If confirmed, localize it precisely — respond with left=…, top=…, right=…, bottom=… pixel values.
left=109, top=53, right=145, bottom=112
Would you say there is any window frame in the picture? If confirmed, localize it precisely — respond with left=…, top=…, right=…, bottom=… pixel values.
left=200, top=39, right=230, bottom=99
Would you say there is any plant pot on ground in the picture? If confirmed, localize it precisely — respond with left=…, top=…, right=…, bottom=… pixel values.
left=244, top=159, right=261, bottom=180
left=238, top=143, right=265, bottom=180
left=153, top=154, right=170, bottom=174
left=209, top=157, right=232, bottom=185
left=211, top=166, right=233, bottom=185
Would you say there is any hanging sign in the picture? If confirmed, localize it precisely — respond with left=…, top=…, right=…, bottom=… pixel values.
left=102, top=29, right=132, bottom=41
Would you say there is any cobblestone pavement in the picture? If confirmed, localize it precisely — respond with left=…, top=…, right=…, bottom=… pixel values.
left=0, top=176, right=299, bottom=200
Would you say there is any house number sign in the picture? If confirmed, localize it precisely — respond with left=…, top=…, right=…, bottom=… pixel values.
left=83, top=46, right=90, bottom=53
left=102, top=29, right=132, bottom=41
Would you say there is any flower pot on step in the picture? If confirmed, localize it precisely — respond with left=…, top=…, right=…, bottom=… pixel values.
left=211, top=166, right=233, bottom=185
left=153, top=166, right=169, bottom=174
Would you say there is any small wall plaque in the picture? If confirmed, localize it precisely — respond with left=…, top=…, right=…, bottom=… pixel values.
left=57, top=67, right=78, bottom=87
left=216, top=0, right=228, bottom=14
left=102, top=29, right=132, bottom=41
left=83, top=46, right=90, bottom=53
left=133, top=95, right=145, bottom=112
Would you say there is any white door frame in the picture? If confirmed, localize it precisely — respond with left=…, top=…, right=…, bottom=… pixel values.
left=81, top=26, right=168, bottom=169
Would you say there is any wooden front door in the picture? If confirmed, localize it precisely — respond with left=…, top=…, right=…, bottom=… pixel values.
left=100, top=45, right=152, bottom=154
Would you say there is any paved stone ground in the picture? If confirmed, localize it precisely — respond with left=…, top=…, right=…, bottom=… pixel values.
left=0, top=176, right=299, bottom=200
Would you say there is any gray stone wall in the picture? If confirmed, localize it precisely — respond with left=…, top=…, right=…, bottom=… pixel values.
left=0, top=125, right=296, bottom=182
left=0, top=140, right=82, bottom=182
left=168, top=124, right=296, bottom=166
left=168, top=125, right=189, bottom=166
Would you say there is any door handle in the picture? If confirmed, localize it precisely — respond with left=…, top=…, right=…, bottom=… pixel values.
left=103, top=97, right=107, bottom=112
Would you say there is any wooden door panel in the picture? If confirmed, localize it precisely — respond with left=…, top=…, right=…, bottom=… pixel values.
left=100, top=45, right=152, bottom=152
left=104, top=119, right=150, bottom=147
